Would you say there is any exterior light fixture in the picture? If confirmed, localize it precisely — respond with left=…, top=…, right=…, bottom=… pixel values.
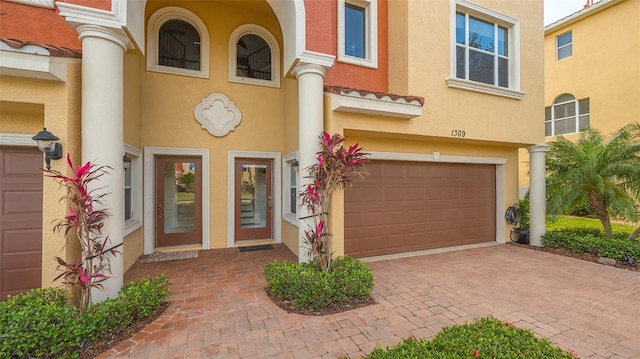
left=32, top=128, right=62, bottom=170
left=292, top=160, right=299, bottom=167
left=123, top=155, right=132, bottom=171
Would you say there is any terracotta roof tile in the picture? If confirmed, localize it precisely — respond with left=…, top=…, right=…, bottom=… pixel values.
left=324, top=85, right=424, bottom=106
left=1, top=38, right=82, bottom=58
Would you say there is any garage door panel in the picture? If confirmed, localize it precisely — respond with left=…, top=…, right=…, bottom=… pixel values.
left=1, top=146, right=43, bottom=300
left=345, top=160, right=496, bottom=258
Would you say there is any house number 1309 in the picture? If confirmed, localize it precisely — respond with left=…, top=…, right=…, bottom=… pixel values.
left=451, top=130, right=466, bottom=137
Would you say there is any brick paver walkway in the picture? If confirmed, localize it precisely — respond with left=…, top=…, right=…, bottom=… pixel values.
left=97, top=244, right=640, bottom=359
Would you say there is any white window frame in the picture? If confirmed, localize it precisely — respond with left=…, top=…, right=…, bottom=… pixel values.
left=338, top=0, right=378, bottom=69
left=228, top=24, right=281, bottom=88
left=123, top=144, right=142, bottom=237
left=146, top=6, right=210, bottom=79
left=556, top=31, right=572, bottom=61
left=446, top=0, right=524, bottom=100
left=545, top=94, right=590, bottom=137
left=283, top=152, right=299, bottom=226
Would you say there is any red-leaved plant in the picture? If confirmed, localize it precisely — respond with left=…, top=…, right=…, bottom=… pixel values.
left=300, top=132, right=367, bottom=271
left=47, top=154, right=120, bottom=312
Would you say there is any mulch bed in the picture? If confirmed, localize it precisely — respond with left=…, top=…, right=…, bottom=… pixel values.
left=509, top=242, right=640, bottom=272
left=265, top=289, right=377, bottom=316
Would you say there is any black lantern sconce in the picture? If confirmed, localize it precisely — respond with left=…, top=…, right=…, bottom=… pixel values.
left=123, top=155, right=132, bottom=171
left=32, top=128, right=63, bottom=170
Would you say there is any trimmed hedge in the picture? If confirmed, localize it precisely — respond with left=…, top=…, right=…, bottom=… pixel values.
left=542, top=228, right=640, bottom=261
left=264, top=256, right=373, bottom=310
left=361, top=317, right=578, bottom=358
left=0, top=275, right=171, bottom=358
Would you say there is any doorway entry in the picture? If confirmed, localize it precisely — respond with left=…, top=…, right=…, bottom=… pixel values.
left=155, top=156, right=202, bottom=248
left=234, top=158, right=272, bottom=241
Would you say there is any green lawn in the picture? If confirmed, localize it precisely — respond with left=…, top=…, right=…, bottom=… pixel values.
left=547, top=216, right=637, bottom=233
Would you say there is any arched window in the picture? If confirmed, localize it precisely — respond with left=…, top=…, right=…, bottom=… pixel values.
left=229, top=24, right=280, bottom=88
left=545, top=94, right=590, bottom=136
left=147, top=7, right=209, bottom=78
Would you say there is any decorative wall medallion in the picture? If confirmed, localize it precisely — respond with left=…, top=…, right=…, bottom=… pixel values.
left=194, top=93, right=242, bottom=137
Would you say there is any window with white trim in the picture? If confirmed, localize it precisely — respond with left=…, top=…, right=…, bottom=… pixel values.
left=545, top=94, right=590, bottom=136
left=338, top=0, right=378, bottom=68
left=146, top=7, right=209, bottom=78
left=556, top=31, right=572, bottom=60
left=447, top=0, right=523, bottom=99
left=229, top=24, right=280, bottom=88
left=283, top=152, right=299, bottom=226
left=124, top=145, right=142, bottom=236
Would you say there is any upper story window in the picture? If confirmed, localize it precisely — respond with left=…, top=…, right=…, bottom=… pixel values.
left=338, top=0, right=378, bottom=68
left=147, top=7, right=209, bottom=79
left=556, top=31, right=572, bottom=60
left=545, top=94, right=590, bottom=136
left=229, top=24, right=280, bottom=88
left=446, top=0, right=524, bottom=100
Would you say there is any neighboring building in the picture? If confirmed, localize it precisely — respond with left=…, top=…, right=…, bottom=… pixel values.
left=519, top=0, right=640, bottom=195
left=0, top=0, right=545, bottom=300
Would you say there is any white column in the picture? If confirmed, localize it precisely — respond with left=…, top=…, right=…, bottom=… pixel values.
left=293, top=52, right=334, bottom=262
left=528, top=144, right=548, bottom=247
left=77, top=25, right=129, bottom=301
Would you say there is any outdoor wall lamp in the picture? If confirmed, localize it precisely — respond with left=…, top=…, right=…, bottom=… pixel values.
left=123, top=155, right=132, bottom=171
left=292, top=160, right=299, bottom=167
left=32, top=128, right=62, bottom=170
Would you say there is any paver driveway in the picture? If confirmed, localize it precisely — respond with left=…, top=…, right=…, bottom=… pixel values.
left=98, top=244, right=640, bottom=359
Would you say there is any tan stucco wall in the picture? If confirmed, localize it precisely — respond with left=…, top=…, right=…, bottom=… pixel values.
left=123, top=53, right=144, bottom=271
left=141, top=1, right=290, bottom=250
left=520, top=0, right=640, bottom=189
left=388, top=0, right=545, bottom=147
left=0, top=60, right=83, bottom=288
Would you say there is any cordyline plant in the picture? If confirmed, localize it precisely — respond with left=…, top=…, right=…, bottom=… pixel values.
left=47, top=154, right=120, bottom=313
left=300, top=132, right=368, bottom=271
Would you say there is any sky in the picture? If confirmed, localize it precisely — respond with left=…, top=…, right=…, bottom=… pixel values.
left=544, top=0, right=601, bottom=25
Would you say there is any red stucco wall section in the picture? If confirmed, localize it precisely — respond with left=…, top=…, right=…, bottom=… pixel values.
left=305, top=0, right=389, bottom=93
left=62, top=0, right=111, bottom=11
left=0, top=1, right=81, bottom=50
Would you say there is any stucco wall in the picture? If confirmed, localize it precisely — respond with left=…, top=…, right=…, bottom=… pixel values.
left=388, top=0, right=545, bottom=147
left=0, top=61, right=83, bottom=288
left=141, top=1, right=287, bottom=250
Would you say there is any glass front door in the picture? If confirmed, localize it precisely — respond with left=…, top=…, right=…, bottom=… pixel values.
left=155, top=156, right=202, bottom=247
left=235, top=158, right=272, bottom=241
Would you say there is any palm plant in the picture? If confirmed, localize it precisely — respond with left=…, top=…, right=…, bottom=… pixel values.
left=546, top=123, right=640, bottom=239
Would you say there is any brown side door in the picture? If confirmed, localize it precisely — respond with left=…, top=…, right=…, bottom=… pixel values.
left=155, top=156, right=202, bottom=248
left=235, top=158, right=272, bottom=241
left=0, top=146, right=43, bottom=300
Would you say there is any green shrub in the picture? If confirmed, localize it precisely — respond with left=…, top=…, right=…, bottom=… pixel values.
left=0, top=275, right=171, bottom=358
left=543, top=229, right=640, bottom=261
left=519, top=197, right=530, bottom=228
left=264, top=256, right=373, bottom=310
left=362, top=317, right=577, bottom=358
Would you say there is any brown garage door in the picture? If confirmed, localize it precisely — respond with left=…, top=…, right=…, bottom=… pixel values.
left=0, top=146, right=43, bottom=300
left=345, top=160, right=496, bottom=258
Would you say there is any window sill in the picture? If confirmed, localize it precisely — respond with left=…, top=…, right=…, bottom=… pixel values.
left=147, top=64, right=209, bottom=79
left=229, top=76, right=280, bottom=89
left=124, top=220, right=142, bottom=237
left=283, top=213, right=298, bottom=227
left=337, top=54, right=378, bottom=69
left=445, top=77, right=525, bottom=100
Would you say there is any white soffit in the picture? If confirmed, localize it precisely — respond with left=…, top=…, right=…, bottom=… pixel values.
left=0, top=41, right=68, bottom=82
left=329, top=89, right=423, bottom=119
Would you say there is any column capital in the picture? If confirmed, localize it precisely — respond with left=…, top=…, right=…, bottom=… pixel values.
left=293, top=50, right=335, bottom=78
left=76, top=24, right=130, bottom=52
left=527, top=144, right=549, bottom=154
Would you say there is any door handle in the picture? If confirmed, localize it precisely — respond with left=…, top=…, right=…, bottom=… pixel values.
left=268, top=195, right=272, bottom=211
left=157, top=199, right=162, bottom=216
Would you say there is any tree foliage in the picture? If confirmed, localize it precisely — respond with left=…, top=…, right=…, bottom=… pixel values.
left=546, top=123, right=640, bottom=238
